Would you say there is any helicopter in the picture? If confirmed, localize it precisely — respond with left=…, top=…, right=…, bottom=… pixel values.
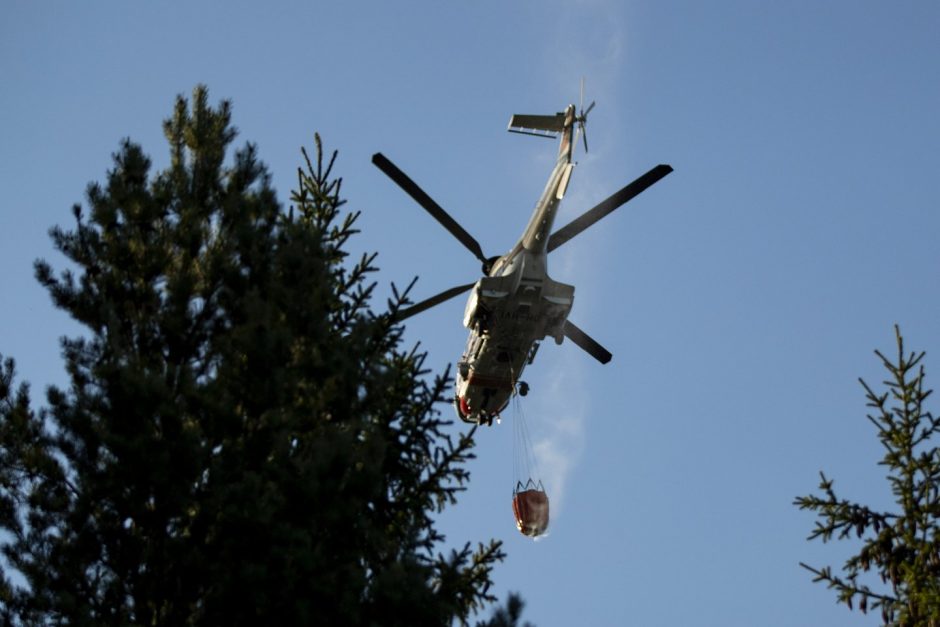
left=373, top=93, right=671, bottom=426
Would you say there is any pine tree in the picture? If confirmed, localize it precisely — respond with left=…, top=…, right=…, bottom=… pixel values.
left=795, top=326, right=940, bottom=625
left=477, top=594, right=533, bottom=627
left=0, top=86, right=512, bottom=626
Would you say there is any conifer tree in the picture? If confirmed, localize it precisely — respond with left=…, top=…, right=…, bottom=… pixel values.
left=796, top=326, right=940, bottom=626
left=0, top=86, right=512, bottom=626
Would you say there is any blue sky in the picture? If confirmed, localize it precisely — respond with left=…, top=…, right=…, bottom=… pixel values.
left=3, top=2, right=939, bottom=625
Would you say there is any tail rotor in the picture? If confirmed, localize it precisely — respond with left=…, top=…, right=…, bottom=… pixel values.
left=576, top=77, right=595, bottom=153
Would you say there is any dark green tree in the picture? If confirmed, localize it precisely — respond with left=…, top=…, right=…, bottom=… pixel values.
left=0, top=86, right=516, bottom=626
left=476, top=594, right=533, bottom=627
left=796, top=326, right=940, bottom=626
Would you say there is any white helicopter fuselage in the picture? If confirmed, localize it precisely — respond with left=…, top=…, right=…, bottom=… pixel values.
left=454, top=106, right=579, bottom=424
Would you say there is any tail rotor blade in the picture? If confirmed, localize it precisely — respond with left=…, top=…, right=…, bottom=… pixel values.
left=576, top=94, right=594, bottom=153
left=563, top=320, right=612, bottom=364
left=372, top=153, right=488, bottom=265
left=547, top=163, right=673, bottom=253
left=393, top=282, right=476, bottom=322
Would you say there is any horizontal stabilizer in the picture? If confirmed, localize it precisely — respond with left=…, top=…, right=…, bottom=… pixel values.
left=508, top=113, right=566, bottom=138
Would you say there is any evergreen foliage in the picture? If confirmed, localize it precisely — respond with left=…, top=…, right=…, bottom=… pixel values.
left=0, top=86, right=515, bottom=626
left=796, top=326, right=940, bottom=625
left=476, top=594, right=533, bottom=627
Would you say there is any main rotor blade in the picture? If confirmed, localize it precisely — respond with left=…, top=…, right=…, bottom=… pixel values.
left=563, top=320, right=613, bottom=364
left=547, top=164, right=673, bottom=253
left=372, top=153, right=487, bottom=264
left=393, top=282, right=476, bottom=322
